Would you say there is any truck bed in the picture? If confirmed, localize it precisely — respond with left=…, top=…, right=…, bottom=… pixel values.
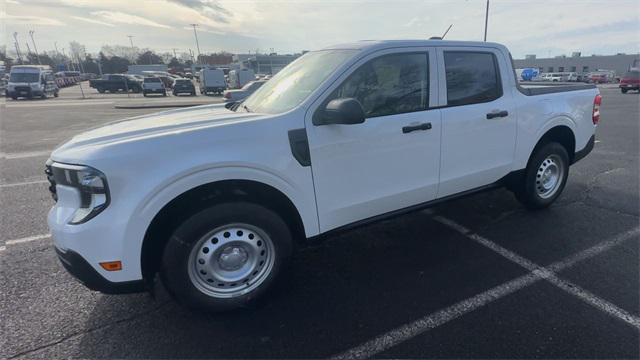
left=518, top=82, right=596, bottom=96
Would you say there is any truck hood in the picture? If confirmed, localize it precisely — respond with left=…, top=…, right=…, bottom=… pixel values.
left=51, top=103, right=260, bottom=161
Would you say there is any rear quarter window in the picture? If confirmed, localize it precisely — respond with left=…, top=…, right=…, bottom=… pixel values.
left=444, top=51, right=502, bottom=106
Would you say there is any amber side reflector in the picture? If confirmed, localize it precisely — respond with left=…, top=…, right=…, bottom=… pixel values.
left=100, top=261, right=122, bottom=271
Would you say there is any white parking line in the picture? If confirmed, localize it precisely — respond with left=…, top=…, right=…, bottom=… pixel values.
left=332, top=220, right=639, bottom=359
left=331, top=272, right=542, bottom=360
left=433, top=216, right=640, bottom=328
left=5, top=234, right=51, bottom=246
left=0, top=180, right=48, bottom=188
left=0, top=150, right=51, bottom=159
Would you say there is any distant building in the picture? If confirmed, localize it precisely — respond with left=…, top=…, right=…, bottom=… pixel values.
left=198, top=53, right=233, bottom=67
left=240, top=54, right=301, bottom=75
left=514, top=53, right=640, bottom=76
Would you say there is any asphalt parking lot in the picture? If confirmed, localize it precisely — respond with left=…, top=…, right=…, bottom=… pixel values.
left=1, top=84, right=638, bottom=359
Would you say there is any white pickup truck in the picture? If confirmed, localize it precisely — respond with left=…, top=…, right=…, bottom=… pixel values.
left=46, top=40, right=600, bottom=311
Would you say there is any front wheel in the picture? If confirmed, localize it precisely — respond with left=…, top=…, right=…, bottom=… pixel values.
left=161, top=202, right=293, bottom=312
left=514, top=142, right=569, bottom=210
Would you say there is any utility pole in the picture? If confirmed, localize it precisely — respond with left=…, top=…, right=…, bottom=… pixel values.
left=25, top=42, right=33, bottom=61
left=29, top=30, right=41, bottom=64
left=483, top=0, right=490, bottom=42
left=190, top=24, right=201, bottom=62
left=13, top=32, right=23, bottom=64
left=172, top=48, right=178, bottom=59
left=127, top=35, right=136, bottom=64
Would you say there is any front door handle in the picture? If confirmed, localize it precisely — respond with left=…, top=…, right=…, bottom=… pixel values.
left=402, top=122, right=432, bottom=134
left=486, top=110, right=509, bottom=119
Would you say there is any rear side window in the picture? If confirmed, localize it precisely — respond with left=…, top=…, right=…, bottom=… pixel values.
left=444, top=51, right=502, bottom=106
left=144, top=77, right=161, bottom=83
left=330, top=53, right=429, bottom=118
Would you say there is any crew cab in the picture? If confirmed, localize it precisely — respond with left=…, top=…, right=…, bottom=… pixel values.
left=89, top=74, right=142, bottom=93
left=46, top=40, right=600, bottom=312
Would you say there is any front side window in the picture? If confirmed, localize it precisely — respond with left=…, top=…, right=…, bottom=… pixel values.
left=329, top=53, right=429, bottom=118
left=444, top=51, right=501, bottom=106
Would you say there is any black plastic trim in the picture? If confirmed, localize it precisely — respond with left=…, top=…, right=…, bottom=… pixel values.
left=55, top=247, right=145, bottom=294
left=288, top=128, right=311, bottom=167
left=307, top=181, right=503, bottom=242
left=573, top=134, right=595, bottom=164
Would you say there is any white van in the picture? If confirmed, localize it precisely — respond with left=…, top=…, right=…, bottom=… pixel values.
left=200, top=69, right=227, bottom=95
left=7, top=65, right=59, bottom=99
left=228, top=69, right=255, bottom=89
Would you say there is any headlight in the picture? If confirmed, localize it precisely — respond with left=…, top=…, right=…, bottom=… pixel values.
left=49, top=163, right=110, bottom=224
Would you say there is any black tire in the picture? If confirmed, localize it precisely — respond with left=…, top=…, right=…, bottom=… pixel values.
left=191, top=91, right=196, bottom=96
left=161, top=202, right=293, bottom=312
left=163, top=91, right=167, bottom=97
left=621, top=89, right=628, bottom=94
left=54, top=91, right=59, bottom=98
left=143, top=92, right=148, bottom=97
left=97, top=88, right=105, bottom=93
left=11, top=96, right=18, bottom=100
left=514, top=142, right=570, bottom=210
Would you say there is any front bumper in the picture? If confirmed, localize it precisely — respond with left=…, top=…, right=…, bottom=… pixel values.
left=55, top=247, right=145, bottom=294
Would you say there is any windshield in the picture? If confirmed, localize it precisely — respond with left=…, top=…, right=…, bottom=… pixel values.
left=240, top=49, right=358, bottom=114
left=145, top=77, right=161, bottom=83
left=10, top=73, right=39, bottom=83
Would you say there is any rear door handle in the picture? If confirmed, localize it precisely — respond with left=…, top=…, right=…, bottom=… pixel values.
left=486, top=110, right=509, bottom=119
left=402, top=122, right=432, bottom=134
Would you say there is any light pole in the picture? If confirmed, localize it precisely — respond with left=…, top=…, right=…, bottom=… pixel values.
left=29, top=30, right=41, bottom=64
left=127, top=35, right=136, bottom=63
left=190, top=24, right=201, bottom=63
left=483, top=0, right=489, bottom=42
left=13, top=32, right=23, bottom=64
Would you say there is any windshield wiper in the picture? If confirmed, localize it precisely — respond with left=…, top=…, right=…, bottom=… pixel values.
left=242, top=104, right=252, bottom=113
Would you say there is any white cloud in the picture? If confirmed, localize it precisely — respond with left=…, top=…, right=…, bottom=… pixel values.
left=70, top=15, right=115, bottom=27
left=0, top=11, right=66, bottom=26
left=90, top=10, right=172, bottom=29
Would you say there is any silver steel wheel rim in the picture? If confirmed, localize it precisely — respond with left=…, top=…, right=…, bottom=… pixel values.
left=187, top=223, right=275, bottom=299
left=536, top=154, right=564, bottom=199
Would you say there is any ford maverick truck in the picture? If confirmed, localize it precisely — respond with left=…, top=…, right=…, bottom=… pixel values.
left=46, top=40, right=600, bottom=311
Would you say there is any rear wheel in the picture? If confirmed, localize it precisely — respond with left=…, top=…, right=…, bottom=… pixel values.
left=161, top=202, right=292, bottom=312
left=514, top=142, right=569, bottom=210
left=621, top=88, right=628, bottom=94
left=97, top=88, right=105, bottom=93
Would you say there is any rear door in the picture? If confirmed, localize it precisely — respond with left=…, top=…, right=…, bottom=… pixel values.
left=436, top=47, right=517, bottom=197
left=306, top=48, right=441, bottom=232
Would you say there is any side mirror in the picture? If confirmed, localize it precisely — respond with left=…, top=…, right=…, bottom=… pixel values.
left=315, top=98, right=365, bottom=125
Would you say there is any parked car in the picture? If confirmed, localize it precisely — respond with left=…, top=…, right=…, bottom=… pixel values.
left=200, top=69, right=227, bottom=95
left=157, top=76, right=174, bottom=89
left=540, top=73, right=563, bottom=82
left=619, top=70, right=640, bottom=93
left=173, top=78, right=196, bottom=96
left=142, top=77, right=166, bottom=96
left=89, top=74, right=142, bottom=93
left=46, top=40, right=600, bottom=312
left=223, top=80, right=266, bottom=102
left=6, top=65, right=59, bottom=99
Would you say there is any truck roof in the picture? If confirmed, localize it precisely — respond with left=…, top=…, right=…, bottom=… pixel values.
left=320, top=39, right=508, bottom=52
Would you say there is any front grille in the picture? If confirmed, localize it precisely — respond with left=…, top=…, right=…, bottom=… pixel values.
left=45, top=162, right=57, bottom=202
left=15, top=86, right=31, bottom=93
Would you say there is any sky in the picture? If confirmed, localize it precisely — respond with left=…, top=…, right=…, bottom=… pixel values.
left=1, top=0, right=639, bottom=59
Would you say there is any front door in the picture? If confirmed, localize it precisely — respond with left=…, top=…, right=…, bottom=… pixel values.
left=306, top=48, right=441, bottom=232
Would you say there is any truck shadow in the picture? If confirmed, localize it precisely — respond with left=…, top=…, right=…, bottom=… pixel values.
left=77, top=183, right=638, bottom=358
